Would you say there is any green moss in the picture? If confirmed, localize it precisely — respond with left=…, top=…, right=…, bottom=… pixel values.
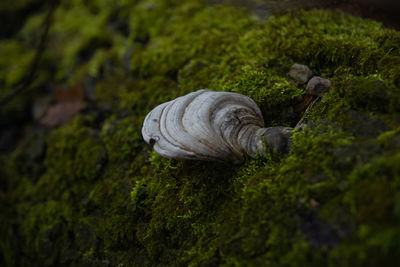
left=1, top=1, right=400, bottom=266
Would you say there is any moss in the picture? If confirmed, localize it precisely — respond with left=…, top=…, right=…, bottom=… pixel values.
left=1, top=0, right=400, bottom=266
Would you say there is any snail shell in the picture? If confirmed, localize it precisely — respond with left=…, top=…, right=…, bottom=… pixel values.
left=142, top=89, right=292, bottom=163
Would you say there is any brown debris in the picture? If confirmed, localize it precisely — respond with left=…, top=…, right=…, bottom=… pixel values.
left=40, top=84, right=84, bottom=127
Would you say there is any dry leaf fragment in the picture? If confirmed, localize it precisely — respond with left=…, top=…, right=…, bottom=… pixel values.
left=40, top=84, right=84, bottom=127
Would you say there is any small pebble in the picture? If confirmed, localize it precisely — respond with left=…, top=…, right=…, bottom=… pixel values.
left=306, top=76, right=332, bottom=97
left=289, top=63, right=313, bottom=84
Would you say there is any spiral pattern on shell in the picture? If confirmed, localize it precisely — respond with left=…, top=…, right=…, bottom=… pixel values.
left=142, top=89, right=292, bottom=163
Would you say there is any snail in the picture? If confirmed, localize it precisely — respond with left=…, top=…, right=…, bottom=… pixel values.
left=142, top=89, right=293, bottom=164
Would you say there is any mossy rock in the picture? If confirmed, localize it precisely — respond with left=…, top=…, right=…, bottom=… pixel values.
left=1, top=0, right=400, bottom=266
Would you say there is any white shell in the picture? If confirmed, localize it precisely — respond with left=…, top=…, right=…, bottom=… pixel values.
left=142, top=89, right=292, bottom=163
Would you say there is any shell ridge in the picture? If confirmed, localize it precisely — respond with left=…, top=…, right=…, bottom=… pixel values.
left=157, top=101, right=194, bottom=158
left=162, top=90, right=220, bottom=159
left=196, top=92, right=237, bottom=158
left=210, top=95, right=263, bottom=158
left=142, top=102, right=168, bottom=143
left=184, top=91, right=232, bottom=158
left=161, top=91, right=208, bottom=158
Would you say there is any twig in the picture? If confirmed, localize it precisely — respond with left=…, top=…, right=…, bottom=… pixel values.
left=295, top=96, right=320, bottom=129
left=0, top=0, right=60, bottom=107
